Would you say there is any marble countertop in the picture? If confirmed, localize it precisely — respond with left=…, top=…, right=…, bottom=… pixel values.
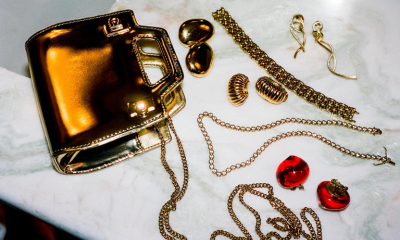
left=1, top=0, right=400, bottom=239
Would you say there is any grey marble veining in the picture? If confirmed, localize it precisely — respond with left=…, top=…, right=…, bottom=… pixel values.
left=0, top=68, right=51, bottom=176
left=1, top=0, right=400, bottom=239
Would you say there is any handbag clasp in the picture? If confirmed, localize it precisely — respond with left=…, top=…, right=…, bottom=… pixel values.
left=104, top=17, right=130, bottom=37
left=127, top=97, right=155, bottom=118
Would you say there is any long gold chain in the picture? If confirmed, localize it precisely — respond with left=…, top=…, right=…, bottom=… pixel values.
left=157, top=116, right=189, bottom=240
left=211, top=183, right=322, bottom=240
left=197, top=111, right=393, bottom=177
left=212, top=7, right=358, bottom=122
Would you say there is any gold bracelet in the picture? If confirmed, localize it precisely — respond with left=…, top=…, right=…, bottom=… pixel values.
left=197, top=111, right=394, bottom=177
left=212, top=7, right=358, bottom=122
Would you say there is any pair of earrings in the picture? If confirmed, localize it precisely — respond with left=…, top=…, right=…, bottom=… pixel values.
left=277, top=155, right=350, bottom=211
left=179, top=19, right=215, bottom=77
left=227, top=74, right=288, bottom=106
left=290, top=14, right=357, bottom=80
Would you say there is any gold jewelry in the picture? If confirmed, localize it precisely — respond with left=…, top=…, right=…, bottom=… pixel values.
left=317, top=179, right=350, bottom=210
left=156, top=117, right=189, bottom=240
left=312, top=21, right=357, bottom=80
left=326, top=179, right=348, bottom=198
left=179, top=19, right=215, bottom=77
left=255, top=76, right=288, bottom=104
left=185, top=42, right=214, bottom=77
left=212, top=7, right=358, bottom=122
left=210, top=183, right=323, bottom=240
left=227, top=73, right=249, bottom=106
left=290, top=14, right=307, bottom=58
left=197, top=111, right=394, bottom=177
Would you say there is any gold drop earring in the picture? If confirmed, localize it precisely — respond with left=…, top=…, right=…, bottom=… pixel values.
left=312, top=21, right=357, bottom=79
left=290, top=14, right=306, bottom=58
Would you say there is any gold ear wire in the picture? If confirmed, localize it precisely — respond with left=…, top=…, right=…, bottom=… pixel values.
left=312, top=21, right=357, bottom=79
left=290, top=14, right=306, bottom=58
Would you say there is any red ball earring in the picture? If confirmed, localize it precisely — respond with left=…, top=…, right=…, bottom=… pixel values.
left=317, top=179, right=350, bottom=211
left=276, top=155, right=310, bottom=190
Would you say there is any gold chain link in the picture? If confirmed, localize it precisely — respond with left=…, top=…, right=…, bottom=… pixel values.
left=210, top=183, right=323, bottom=240
left=212, top=7, right=358, bottom=122
left=157, top=116, right=189, bottom=240
left=197, top=111, right=393, bottom=177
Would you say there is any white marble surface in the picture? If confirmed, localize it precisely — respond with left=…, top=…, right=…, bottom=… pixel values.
left=1, top=0, right=400, bottom=239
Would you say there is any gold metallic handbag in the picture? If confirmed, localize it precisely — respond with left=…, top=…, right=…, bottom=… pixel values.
left=26, top=10, right=190, bottom=239
left=25, top=10, right=186, bottom=174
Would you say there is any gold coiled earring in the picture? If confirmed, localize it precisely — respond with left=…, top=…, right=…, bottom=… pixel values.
left=256, top=77, right=288, bottom=104
left=227, top=74, right=249, bottom=106
left=290, top=14, right=306, bottom=59
left=312, top=21, right=357, bottom=80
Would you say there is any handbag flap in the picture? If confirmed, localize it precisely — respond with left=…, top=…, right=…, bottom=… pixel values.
left=25, top=10, right=184, bottom=154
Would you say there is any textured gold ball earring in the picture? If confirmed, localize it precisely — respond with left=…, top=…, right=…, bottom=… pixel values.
left=227, top=73, right=249, bottom=106
left=255, top=77, right=288, bottom=104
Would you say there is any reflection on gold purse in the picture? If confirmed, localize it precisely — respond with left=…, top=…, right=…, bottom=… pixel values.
left=26, top=10, right=185, bottom=174
left=26, top=10, right=188, bottom=239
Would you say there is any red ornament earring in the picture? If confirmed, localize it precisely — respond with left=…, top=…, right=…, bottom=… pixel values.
left=317, top=179, right=350, bottom=211
left=276, top=155, right=310, bottom=190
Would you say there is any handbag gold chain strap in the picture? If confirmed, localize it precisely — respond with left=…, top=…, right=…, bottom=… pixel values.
left=157, top=116, right=189, bottom=240
left=197, top=111, right=393, bottom=177
left=212, top=7, right=358, bottom=122
left=211, top=183, right=322, bottom=240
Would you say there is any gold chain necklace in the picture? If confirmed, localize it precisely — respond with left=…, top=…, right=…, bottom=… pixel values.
left=197, top=111, right=393, bottom=177
left=211, top=183, right=323, bottom=240
left=157, top=117, right=189, bottom=240
left=212, top=7, right=358, bottom=122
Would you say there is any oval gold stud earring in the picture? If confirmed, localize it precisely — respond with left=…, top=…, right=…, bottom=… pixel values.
left=290, top=14, right=306, bottom=59
left=255, top=77, right=288, bottom=104
left=312, top=21, right=357, bottom=80
left=227, top=74, right=249, bottom=106
left=179, top=19, right=215, bottom=77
